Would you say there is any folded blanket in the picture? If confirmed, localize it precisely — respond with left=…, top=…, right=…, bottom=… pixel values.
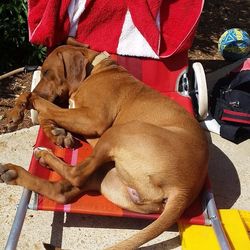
left=28, top=0, right=203, bottom=58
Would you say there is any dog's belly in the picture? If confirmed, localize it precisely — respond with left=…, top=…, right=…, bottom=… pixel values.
left=100, top=167, right=165, bottom=214
left=111, top=145, right=171, bottom=206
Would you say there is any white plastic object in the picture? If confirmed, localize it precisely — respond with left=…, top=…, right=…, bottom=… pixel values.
left=200, top=115, right=221, bottom=135
left=192, top=62, right=208, bottom=120
left=30, top=70, right=41, bottom=125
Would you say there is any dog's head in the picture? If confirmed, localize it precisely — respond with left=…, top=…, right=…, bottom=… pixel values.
left=2, top=39, right=98, bottom=132
left=33, top=44, right=98, bottom=105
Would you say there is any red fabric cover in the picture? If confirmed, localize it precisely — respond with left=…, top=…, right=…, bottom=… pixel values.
left=113, top=51, right=189, bottom=91
left=28, top=0, right=71, bottom=47
left=111, top=53, right=194, bottom=115
left=27, top=0, right=204, bottom=57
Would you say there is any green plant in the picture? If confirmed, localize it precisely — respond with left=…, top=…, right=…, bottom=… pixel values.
left=0, top=0, right=46, bottom=74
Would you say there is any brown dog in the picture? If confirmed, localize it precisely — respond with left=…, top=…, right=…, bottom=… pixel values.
left=1, top=41, right=208, bottom=249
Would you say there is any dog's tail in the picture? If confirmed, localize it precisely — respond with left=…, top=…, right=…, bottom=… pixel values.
left=107, top=191, right=191, bottom=250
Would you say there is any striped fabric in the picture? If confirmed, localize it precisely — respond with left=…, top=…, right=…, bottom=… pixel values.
left=111, top=52, right=193, bottom=109
left=221, top=109, right=250, bottom=125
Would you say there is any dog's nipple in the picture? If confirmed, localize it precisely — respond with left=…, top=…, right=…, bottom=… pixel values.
left=127, top=187, right=141, bottom=204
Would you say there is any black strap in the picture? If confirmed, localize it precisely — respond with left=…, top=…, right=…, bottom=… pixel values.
left=24, top=65, right=40, bottom=73
left=229, top=70, right=250, bottom=89
left=220, top=124, right=250, bottom=143
left=206, top=56, right=250, bottom=92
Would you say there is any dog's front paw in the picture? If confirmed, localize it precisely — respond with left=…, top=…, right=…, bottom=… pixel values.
left=0, top=163, right=18, bottom=184
left=3, top=108, right=25, bottom=132
left=2, top=92, right=31, bottom=133
left=38, top=115, right=75, bottom=148
left=51, top=127, right=75, bottom=148
left=33, top=147, right=53, bottom=169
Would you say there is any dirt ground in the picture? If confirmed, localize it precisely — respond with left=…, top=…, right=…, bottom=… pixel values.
left=0, top=1, right=250, bottom=134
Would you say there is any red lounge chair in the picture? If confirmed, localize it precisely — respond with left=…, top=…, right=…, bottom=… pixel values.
left=5, top=1, right=230, bottom=249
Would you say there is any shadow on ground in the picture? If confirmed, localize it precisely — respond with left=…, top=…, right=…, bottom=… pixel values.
left=46, top=212, right=180, bottom=249
left=0, top=77, right=22, bottom=99
left=208, top=143, right=241, bottom=209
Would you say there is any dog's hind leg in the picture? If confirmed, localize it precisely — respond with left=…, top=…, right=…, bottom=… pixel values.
left=0, top=163, right=105, bottom=204
left=0, top=163, right=79, bottom=203
left=32, top=147, right=150, bottom=210
left=33, top=135, right=113, bottom=187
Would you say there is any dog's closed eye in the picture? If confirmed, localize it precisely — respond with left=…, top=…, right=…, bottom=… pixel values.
left=42, top=70, right=49, bottom=77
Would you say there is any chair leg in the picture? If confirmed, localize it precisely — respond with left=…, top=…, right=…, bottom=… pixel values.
left=5, top=188, right=32, bottom=250
left=205, top=191, right=232, bottom=250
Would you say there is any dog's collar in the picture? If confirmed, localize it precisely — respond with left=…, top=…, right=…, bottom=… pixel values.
left=69, top=99, right=75, bottom=109
left=69, top=52, right=110, bottom=109
left=92, top=51, right=110, bottom=66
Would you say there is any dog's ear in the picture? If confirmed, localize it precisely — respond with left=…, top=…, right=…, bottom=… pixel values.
left=58, top=50, right=88, bottom=83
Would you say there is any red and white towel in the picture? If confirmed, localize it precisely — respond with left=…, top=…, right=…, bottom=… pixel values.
left=28, top=0, right=203, bottom=58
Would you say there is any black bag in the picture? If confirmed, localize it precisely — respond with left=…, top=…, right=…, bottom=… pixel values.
left=210, top=58, right=250, bottom=143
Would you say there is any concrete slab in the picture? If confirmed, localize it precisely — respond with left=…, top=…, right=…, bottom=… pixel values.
left=0, top=126, right=249, bottom=249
